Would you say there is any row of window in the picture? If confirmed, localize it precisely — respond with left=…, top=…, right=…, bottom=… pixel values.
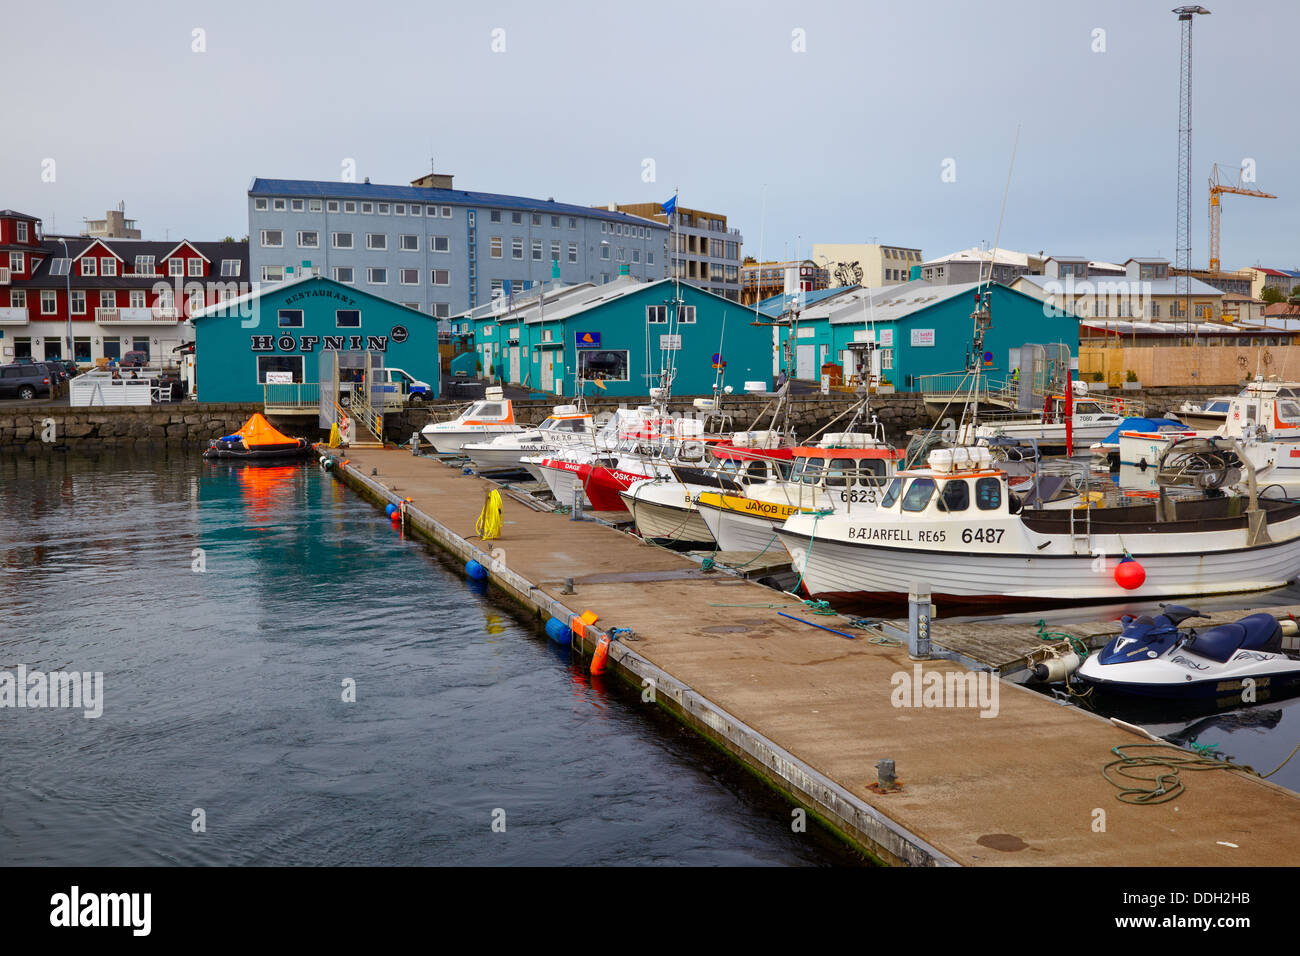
left=4, top=252, right=238, bottom=278
left=645, top=305, right=696, bottom=324
left=276, top=309, right=361, bottom=329
left=255, top=197, right=455, bottom=218
left=259, top=230, right=453, bottom=253
left=10, top=288, right=199, bottom=314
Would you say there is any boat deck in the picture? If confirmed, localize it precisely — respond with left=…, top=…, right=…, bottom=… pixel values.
left=320, top=444, right=1300, bottom=867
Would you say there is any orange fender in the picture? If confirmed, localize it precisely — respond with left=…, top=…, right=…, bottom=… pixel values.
left=591, top=635, right=611, bottom=675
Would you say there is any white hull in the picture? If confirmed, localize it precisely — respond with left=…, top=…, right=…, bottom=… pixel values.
left=698, top=501, right=786, bottom=555
left=536, top=459, right=593, bottom=508
left=620, top=482, right=715, bottom=546
left=463, top=437, right=584, bottom=473
left=423, top=425, right=521, bottom=455
left=977, top=420, right=1119, bottom=449
left=778, top=511, right=1300, bottom=602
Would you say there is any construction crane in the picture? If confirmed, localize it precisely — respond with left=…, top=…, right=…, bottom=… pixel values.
left=1209, top=163, right=1276, bottom=272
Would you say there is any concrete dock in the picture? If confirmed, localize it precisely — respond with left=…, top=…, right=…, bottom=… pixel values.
left=320, top=445, right=1300, bottom=866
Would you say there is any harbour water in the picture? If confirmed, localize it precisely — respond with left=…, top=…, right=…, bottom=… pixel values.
left=0, top=450, right=858, bottom=866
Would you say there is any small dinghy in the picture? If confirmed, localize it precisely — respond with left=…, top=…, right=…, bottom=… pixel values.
left=1076, top=604, right=1300, bottom=700
left=203, top=413, right=312, bottom=460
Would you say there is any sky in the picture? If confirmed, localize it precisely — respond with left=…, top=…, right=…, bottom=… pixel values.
left=5, top=0, right=1297, bottom=270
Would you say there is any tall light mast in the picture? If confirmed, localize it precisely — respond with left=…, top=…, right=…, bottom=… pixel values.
left=1173, top=6, right=1210, bottom=326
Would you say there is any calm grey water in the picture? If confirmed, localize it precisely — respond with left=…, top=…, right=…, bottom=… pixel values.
left=0, top=450, right=858, bottom=866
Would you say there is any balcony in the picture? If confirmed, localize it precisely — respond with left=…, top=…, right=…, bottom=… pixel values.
left=0, top=306, right=28, bottom=324
left=97, top=307, right=180, bottom=325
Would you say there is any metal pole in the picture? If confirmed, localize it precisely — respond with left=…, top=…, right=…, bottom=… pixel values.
left=908, top=583, right=933, bottom=659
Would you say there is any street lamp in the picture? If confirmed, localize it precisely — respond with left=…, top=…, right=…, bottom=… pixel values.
left=59, top=237, right=71, bottom=365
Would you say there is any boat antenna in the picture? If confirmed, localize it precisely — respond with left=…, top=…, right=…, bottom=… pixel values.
left=964, top=124, right=1021, bottom=440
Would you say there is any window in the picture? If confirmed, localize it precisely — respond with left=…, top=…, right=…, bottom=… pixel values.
left=431, top=236, right=450, bottom=253
left=332, top=232, right=353, bottom=249
left=81, top=257, right=96, bottom=276
left=409, top=204, right=421, bottom=217
left=975, top=477, right=1002, bottom=511
left=255, top=198, right=268, bottom=211
left=646, top=305, right=667, bottom=324
left=260, top=230, right=283, bottom=248
left=368, top=268, right=388, bottom=284
left=677, top=305, right=696, bottom=323
left=400, top=269, right=419, bottom=285
left=327, top=200, right=340, bottom=212
left=70, top=291, right=85, bottom=314
left=902, top=478, right=936, bottom=512
left=633, top=250, right=640, bottom=263
left=44, top=258, right=67, bottom=277
left=491, top=279, right=504, bottom=297
left=532, top=240, right=543, bottom=261
left=74, top=337, right=91, bottom=362
left=531, top=214, right=541, bottom=226
left=823, top=458, right=858, bottom=488
left=166, top=257, right=183, bottom=276
left=41, top=291, right=57, bottom=314
left=601, top=222, right=608, bottom=234
left=102, top=258, right=118, bottom=276
left=366, top=233, right=387, bottom=250
left=425, top=205, right=437, bottom=216
left=550, top=216, right=559, bottom=228
left=395, top=204, right=406, bottom=215
left=551, top=240, right=561, bottom=263
left=490, top=210, right=502, bottom=223
left=432, top=270, right=449, bottom=286
left=257, top=355, right=303, bottom=384
left=220, top=259, right=241, bottom=277
left=298, top=231, right=319, bottom=248
left=577, top=349, right=629, bottom=382
left=99, top=290, right=116, bottom=309
left=600, top=245, right=610, bottom=260
left=568, top=217, right=577, bottom=229
left=490, top=237, right=503, bottom=258
left=648, top=252, right=655, bottom=265
left=333, top=266, right=354, bottom=284
left=309, top=199, right=322, bottom=212
left=361, top=202, right=373, bottom=214
left=440, top=206, right=452, bottom=218
left=511, top=212, right=522, bottom=225
left=187, top=288, right=204, bottom=314
left=432, top=303, right=450, bottom=319
left=273, top=199, right=286, bottom=211
left=377, top=203, right=389, bottom=215
left=938, top=480, right=969, bottom=512
left=289, top=199, right=304, bottom=212
left=129, top=290, right=145, bottom=308
left=9, top=290, right=23, bottom=308
left=880, top=477, right=903, bottom=508
left=344, top=201, right=356, bottom=213
left=399, top=234, right=418, bottom=251
left=568, top=242, right=578, bottom=263
left=336, top=309, right=360, bottom=328
left=278, top=309, right=304, bottom=328
left=512, top=238, right=523, bottom=260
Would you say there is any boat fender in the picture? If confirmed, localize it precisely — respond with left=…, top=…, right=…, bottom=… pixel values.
left=1114, top=556, right=1145, bottom=590
left=465, top=559, right=487, bottom=580
left=545, top=616, right=571, bottom=644
left=385, top=503, right=397, bottom=517
left=590, top=635, right=611, bottom=674
left=1031, top=650, right=1082, bottom=683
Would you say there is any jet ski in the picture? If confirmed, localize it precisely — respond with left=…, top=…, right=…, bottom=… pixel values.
left=1076, top=604, right=1300, bottom=700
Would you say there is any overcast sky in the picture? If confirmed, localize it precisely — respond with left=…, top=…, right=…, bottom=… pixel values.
left=6, top=0, right=1296, bottom=269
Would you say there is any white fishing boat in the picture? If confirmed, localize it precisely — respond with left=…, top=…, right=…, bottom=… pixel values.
left=776, top=440, right=1300, bottom=605
left=973, top=393, right=1142, bottom=451
left=1176, top=396, right=1233, bottom=430
left=695, top=435, right=899, bottom=556
left=461, top=405, right=596, bottom=473
left=421, top=387, right=522, bottom=454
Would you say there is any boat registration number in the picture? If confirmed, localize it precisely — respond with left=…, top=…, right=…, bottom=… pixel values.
left=961, top=528, right=1005, bottom=544
left=839, top=488, right=878, bottom=504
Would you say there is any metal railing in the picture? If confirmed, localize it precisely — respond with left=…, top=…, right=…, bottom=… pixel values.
left=263, top=382, right=321, bottom=409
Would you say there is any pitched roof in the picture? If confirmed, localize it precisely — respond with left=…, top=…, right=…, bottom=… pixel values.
left=249, top=178, right=669, bottom=230
left=190, top=272, right=434, bottom=320
left=1014, top=272, right=1224, bottom=297
left=0, top=209, right=40, bottom=221
left=14, top=239, right=248, bottom=289
left=755, top=285, right=859, bottom=318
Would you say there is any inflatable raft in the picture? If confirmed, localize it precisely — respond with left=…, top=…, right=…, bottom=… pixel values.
left=203, top=413, right=313, bottom=460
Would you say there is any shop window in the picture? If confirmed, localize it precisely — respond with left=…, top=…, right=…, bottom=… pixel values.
left=577, top=349, right=629, bottom=382
left=257, top=355, right=304, bottom=384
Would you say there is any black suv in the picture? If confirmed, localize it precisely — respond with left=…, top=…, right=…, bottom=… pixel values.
left=0, top=363, right=54, bottom=400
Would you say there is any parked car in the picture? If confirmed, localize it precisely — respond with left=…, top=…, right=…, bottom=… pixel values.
left=55, top=360, right=81, bottom=378
left=338, top=367, right=433, bottom=406
left=0, top=363, right=54, bottom=400
left=120, top=350, right=150, bottom=368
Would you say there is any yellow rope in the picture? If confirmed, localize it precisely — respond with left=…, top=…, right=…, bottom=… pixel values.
left=476, top=489, right=504, bottom=541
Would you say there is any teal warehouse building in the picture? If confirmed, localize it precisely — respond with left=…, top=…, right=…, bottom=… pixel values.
left=458, top=276, right=772, bottom=398
left=773, top=280, right=1080, bottom=388
left=191, top=271, right=439, bottom=403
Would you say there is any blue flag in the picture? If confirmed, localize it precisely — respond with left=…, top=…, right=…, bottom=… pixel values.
left=661, top=195, right=677, bottom=216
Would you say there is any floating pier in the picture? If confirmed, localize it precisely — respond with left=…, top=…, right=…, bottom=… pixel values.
left=319, top=445, right=1300, bottom=866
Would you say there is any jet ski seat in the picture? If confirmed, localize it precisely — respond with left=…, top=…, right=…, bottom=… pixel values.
left=1185, top=614, right=1282, bottom=663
